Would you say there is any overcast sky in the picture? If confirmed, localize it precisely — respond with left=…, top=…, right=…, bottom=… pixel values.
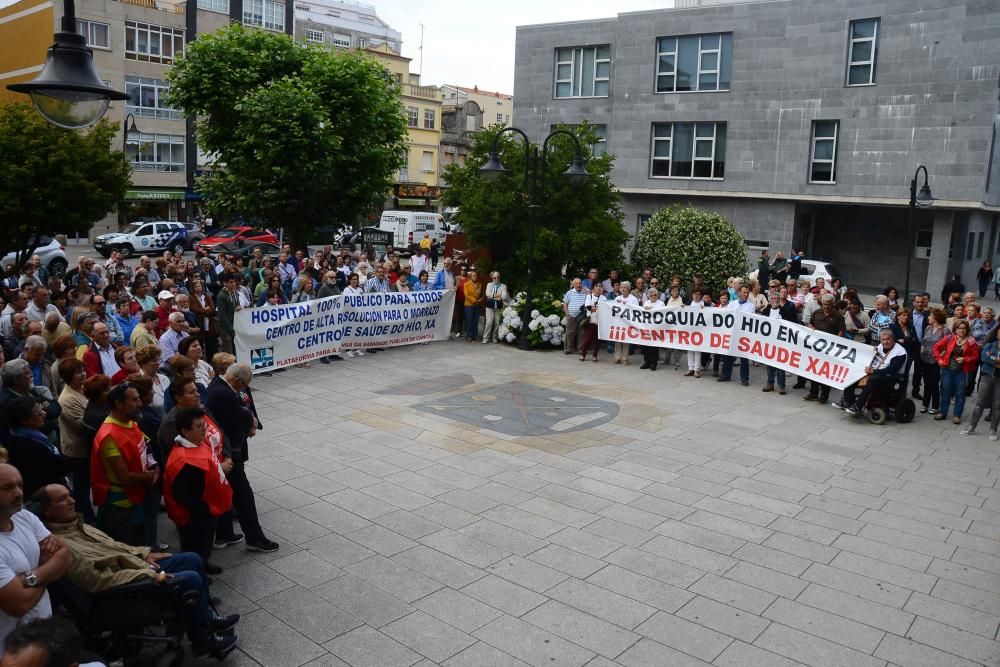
left=0, top=0, right=676, bottom=92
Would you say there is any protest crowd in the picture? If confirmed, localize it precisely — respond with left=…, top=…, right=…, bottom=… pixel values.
left=0, top=236, right=993, bottom=663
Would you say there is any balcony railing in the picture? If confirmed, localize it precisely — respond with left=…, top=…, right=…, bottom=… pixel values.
left=400, top=83, right=438, bottom=101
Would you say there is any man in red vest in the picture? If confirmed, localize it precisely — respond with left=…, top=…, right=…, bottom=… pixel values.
left=163, top=407, right=233, bottom=568
left=91, top=384, right=157, bottom=546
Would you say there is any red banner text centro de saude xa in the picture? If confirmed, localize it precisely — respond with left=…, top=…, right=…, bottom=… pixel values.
left=597, top=302, right=876, bottom=390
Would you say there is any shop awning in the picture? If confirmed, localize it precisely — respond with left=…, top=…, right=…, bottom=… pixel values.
left=397, top=198, right=425, bottom=206
left=125, top=189, right=185, bottom=201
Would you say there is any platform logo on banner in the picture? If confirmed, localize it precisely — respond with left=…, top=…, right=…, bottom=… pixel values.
left=250, top=347, right=274, bottom=370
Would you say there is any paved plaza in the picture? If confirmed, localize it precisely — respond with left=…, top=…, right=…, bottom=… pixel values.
left=175, top=340, right=1000, bottom=666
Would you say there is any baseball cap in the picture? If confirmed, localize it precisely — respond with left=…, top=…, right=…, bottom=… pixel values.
left=158, top=290, right=175, bottom=300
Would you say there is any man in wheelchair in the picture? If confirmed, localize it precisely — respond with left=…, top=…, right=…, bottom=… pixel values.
left=30, top=483, right=239, bottom=660
left=835, top=329, right=907, bottom=418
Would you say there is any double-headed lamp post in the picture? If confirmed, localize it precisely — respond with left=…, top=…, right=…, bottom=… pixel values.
left=479, top=127, right=590, bottom=351
left=7, top=0, right=127, bottom=128
left=904, top=165, right=934, bottom=305
left=119, top=113, right=140, bottom=225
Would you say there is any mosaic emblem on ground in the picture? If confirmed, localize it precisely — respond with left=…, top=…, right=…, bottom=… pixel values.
left=415, top=381, right=619, bottom=436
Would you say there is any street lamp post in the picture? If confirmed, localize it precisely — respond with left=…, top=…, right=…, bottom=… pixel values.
left=119, top=113, right=140, bottom=226
left=904, top=165, right=934, bottom=305
left=479, top=127, right=589, bottom=350
left=6, top=0, right=127, bottom=129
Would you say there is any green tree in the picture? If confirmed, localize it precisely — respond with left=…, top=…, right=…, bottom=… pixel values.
left=631, top=205, right=748, bottom=293
left=0, top=102, right=128, bottom=274
left=166, top=24, right=408, bottom=242
left=442, top=123, right=626, bottom=293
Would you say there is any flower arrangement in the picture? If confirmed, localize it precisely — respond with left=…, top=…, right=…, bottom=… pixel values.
left=497, top=291, right=567, bottom=348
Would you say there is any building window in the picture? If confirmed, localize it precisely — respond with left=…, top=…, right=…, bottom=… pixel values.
left=847, top=18, right=879, bottom=86
left=125, top=76, right=182, bottom=120
left=554, top=45, right=611, bottom=98
left=505, top=114, right=510, bottom=124
left=76, top=19, right=110, bottom=48
left=124, top=21, right=184, bottom=65
left=637, top=214, right=652, bottom=233
left=809, top=120, right=839, bottom=183
left=357, top=36, right=367, bottom=48
left=197, top=0, right=228, bottom=13
left=243, top=0, right=285, bottom=32
left=424, top=109, right=435, bottom=129
left=306, top=29, right=323, bottom=43
left=650, top=122, right=727, bottom=179
left=331, top=33, right=350, bottom=47
left=967, top=232, right=976, bottom=261
left=406, top=106, right=418, bottom=128
left=422, top=151, right=433, bottom=172
left=125, top=133, right=185, bottom=172
left=655, top=33, right=732, bottom=93
left=496, top=113, right=503, bottom=123
left=555, top=123, right=608, bottom=158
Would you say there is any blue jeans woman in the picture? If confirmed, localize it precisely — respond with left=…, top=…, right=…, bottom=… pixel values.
left=938, top=367, right=967, bottom=419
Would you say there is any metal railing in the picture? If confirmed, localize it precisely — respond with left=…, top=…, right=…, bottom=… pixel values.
left=400, top=83, right=439, bottom=101
left=117, top=0, right=186, bottom=13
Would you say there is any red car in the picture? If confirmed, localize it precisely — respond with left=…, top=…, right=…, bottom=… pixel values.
left=195, top=226, right=279, bottom=251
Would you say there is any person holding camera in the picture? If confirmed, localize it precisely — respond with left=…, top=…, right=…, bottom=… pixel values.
left=482, top=272, right=510, bottom=345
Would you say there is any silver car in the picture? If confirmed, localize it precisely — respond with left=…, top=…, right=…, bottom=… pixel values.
left=1, top=236, right=69, bottom=276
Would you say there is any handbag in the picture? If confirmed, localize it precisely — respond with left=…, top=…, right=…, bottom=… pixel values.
left=575, top=304, right=589, bottom=326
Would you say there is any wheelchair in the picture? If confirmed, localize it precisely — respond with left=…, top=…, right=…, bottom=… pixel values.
left=863, top=376, right=916, bottom=425
left=49, top=577, right=198, bottom=667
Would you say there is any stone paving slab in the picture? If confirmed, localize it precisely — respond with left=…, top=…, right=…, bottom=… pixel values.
left=170, top=340, right=1000, bottom=666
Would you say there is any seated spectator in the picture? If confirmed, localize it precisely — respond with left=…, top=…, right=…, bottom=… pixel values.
left=31, top=484, right=239, bottom=659
left=81, top=323, right=120, bottom=379
left=135, top=346, right=169, bottom=416
left=178, top=337, right=213, bottom=389
left=0, top=359, right=60, bottom=441
left=0, top=464, right=73, bottom=653
left=109, top=346, right=139, bottom=386
left=157, top=313, right=189, bottom=370
left=129, top=311, right=158, bottom=350
left=836, top=329, right=908, bottom=418
left=40, top=312, right=70, bottom=350
left=1, top=616, right=89, bottom=667
left=113, top=298, right=140, bottom=345
left=19, top=336, right=55, bottom=399
left=5, top=396, right=71, bottom=498
left=163, top=356, right=204, bottom=414
left=91, top=383, right=158, bottom=546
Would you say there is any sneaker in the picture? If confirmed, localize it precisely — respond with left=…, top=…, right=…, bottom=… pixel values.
left=961, top=426, right=975, bottom=436
left=345, top=350, right=355, bottom=358
left=844, top=404, right=859, bottom=416
left=832, top=400, right=848, bottom=411
left=919, top=407, right=928, bottom=414
left=320, top=357, right=330, bottom=364
left=762, top=384, right=774, bottom=393
left=990, top=430, right=998, bottom=441
left=928, top=408, right=938, bottom=415
left=953, top=416, right=962, bottom=425
left=356, top=350, right=366, bottom=356
left=246, top=539, right=280, bottom=553
left=214, top=534, right=245, bottom=550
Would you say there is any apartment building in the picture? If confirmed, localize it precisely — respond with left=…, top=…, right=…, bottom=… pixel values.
left=293, top=0, right=399, bottom=52
left=440, top=84, right=513, bottom=129
left=513, top=0, right=1000, bottom=295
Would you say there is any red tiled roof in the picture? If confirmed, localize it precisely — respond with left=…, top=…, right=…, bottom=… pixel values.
left=450, top=85, right=512, bottom=99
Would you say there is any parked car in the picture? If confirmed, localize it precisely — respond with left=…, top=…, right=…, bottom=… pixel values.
left=1, top=237, right=68, bottom=276
left=212, top=241, right=280, bottom=262
left=182, top=222, right=206, bottom=249
left=93, top=221, right=187, bottom=258
left=748, top=259, right=843, bottom=285
left=195, top=226, right=279, bottom=252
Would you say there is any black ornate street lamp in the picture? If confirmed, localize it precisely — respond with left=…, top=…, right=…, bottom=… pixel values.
left=7, top=0, right=127, bottom=129
left=118, top=113, right=140, bottom=225
left=904, top=165, right=934, bottom=305
left=480, top=127, right=589, bottom=350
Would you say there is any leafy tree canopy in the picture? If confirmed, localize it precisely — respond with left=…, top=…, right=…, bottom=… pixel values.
left=631, top=205, right=748, bottom=292
left=166, top=24, right=408, bottom=242
left=441, top=123, right=626, bottom=294
left=0, top=102, right=128, bottom=273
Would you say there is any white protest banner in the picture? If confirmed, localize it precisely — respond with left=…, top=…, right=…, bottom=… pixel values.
left=598, top=302, right=875, bottom=390
left=235, top=289, right=456, bottom=373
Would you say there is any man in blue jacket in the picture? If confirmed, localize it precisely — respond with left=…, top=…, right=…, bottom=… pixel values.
left=836, top=329, right=907, bottom=417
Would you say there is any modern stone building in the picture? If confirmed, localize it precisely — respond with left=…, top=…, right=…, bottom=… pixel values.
left=513, top=0, right=1000, bottom=294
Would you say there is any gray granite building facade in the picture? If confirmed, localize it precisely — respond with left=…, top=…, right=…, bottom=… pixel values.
left=513, top=0, right=1000, bottom=295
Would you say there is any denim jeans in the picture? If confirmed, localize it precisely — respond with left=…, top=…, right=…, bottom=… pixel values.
left=766, top=366, right=785, bottom=388
left=939, top=367, right=968, bottom=417
left=159, top=552, right=213, bottom=638
left=464, top=306, right=480, bottom=340
left=722, top=356, right=749, bottom=382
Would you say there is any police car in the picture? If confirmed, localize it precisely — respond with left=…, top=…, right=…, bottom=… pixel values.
left=94, top=221, right=188, bottom=258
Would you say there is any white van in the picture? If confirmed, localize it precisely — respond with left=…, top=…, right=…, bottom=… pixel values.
left=378, top=211, right=448, bottom=252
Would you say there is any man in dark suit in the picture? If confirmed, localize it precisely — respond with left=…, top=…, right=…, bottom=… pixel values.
left=204, top=362, right=278, bottom=553
left=910, top=292, right=931, bottom=399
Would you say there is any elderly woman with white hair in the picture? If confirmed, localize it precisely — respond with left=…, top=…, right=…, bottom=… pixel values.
left=19, top=335, right=56, bottom=398
left=613, top=281, right=639, bottom=365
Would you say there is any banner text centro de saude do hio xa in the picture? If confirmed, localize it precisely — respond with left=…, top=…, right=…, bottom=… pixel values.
left=598, top=301, right=875, bottom=390
left=235, top=289, right=456, bottom=373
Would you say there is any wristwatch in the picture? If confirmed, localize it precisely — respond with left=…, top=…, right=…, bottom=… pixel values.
left=23, top=571, right=39, bottom=587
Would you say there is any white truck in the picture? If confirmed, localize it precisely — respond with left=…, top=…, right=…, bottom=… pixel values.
left=378, top=211, right=449, bottom=253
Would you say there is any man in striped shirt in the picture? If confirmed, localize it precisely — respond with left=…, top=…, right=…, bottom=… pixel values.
left=364, top=265, right=390, bottom=294
left=562, top=279, right=589, bottom=355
